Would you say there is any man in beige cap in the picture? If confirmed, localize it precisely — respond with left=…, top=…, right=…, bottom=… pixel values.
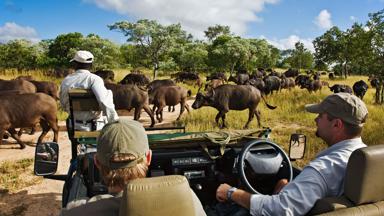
left=60, top=50, right=119, bottom=132
left=215, top=93, right=368, bottom=216
left=61, top=119, right=206, bottom=216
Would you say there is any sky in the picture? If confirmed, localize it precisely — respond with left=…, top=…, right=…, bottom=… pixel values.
left=1, top=0, right=383, bottom=51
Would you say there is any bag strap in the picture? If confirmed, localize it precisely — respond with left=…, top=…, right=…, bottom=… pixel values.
left=200, top=132, right=230, bottom=160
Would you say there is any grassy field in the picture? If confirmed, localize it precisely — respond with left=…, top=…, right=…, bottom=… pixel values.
left=181, top=75, right=384, bottom=167
left=0, top=158, right=42, bottom=193
left=1, top=69, right=383, bottom=168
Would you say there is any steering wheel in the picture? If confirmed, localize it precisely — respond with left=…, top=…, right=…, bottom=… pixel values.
left=237, top=139, right=293, bottom=194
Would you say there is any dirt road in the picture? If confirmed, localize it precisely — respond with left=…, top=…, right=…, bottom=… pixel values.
left=0, top=100, right=194, bottom=216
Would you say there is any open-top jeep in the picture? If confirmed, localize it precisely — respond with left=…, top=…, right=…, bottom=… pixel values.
left=34, top=89, right=384, bottom=215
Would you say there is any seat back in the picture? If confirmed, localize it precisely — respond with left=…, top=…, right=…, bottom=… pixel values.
left=309, top=144, right=384, bottom=215
left=68, top=89, right=101, bottom=139
left=344, top=144, right=384, bottom=205
left=119, top=175, right=196, bottom=216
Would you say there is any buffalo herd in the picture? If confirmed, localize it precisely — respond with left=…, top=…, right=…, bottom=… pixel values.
left=0, top=69, right=377, bottom=149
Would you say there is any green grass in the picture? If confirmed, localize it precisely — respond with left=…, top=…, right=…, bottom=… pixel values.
left=0, top=158, right=42, bottom=193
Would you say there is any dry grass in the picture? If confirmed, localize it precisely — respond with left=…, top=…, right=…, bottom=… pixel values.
left=181, top=74, right=383, bottom=167
left=0, top=158, right=42, bottom=193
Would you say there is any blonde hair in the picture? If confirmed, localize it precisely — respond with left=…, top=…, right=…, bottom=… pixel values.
left=98, top=153, right=148, bottom=188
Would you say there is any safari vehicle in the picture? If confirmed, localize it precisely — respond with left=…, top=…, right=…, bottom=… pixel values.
left=34, top=89, right=384, bottom=215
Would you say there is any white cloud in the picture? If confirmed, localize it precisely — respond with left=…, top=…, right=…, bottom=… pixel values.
left=262, top=35, right=314, bottom=52
left=84, top=0, right=279, bottom=39
left=350, top=16, right=356, bottom=21
left=0, top=22, right=40, bottom=43
left=314, top=9, right=332, bottom=30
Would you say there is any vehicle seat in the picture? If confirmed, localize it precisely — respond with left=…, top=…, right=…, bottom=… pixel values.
left=68, top=89, right=101, bottom=139
left=308, top=144, right=384, bottom=215
left=119, top=175, right=197, bottom=216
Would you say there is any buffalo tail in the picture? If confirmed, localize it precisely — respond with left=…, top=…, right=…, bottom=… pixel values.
left=261, top=94, right=277, bottom=110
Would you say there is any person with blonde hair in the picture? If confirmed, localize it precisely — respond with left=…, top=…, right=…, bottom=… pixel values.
left=61, top=119, right=206, bottom=216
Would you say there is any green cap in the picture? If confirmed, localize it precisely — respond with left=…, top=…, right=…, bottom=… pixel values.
left=97, top=119, right=149, bottom=170
left=305, top=93, right=368, bottom=126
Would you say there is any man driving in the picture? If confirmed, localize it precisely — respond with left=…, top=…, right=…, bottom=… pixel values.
left=216, top=93, right=368, bottom=215
left=61, top=119, right=206, bottom=216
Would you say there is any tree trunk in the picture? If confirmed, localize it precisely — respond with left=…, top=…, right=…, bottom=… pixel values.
left=375, top=77, right=384, bottom=104
left=343, top=62, right=348, bottom=79
left=230, top=62, right=236, bottom=76
left=152, top=63, right=158, bottom=80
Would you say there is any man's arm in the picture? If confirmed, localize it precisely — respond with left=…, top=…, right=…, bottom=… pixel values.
left=216, top=167, right=328, bottom=216
left=216, top=183, right=251, bottom=209
left=90, top=77, right=119, bottom=122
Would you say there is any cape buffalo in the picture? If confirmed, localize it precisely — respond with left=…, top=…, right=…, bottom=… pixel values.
left=228, top=73, right=250, bottom=85
left=206, top=72, right=228, bottom=82
left=94, top=70, right=115, bottom=82
left=0, top=79, right=36, bottom=94
left=302, top=79, right=322, bottom=93
left=150, top=86, right=192, bottom=123
left=192, top=84, right=276, bottom=129
left=173, top=71, right=202, bottom=88
left=14, top=76, right=59, bottom=100
left=120, top=73, right=151, bottom=86
left=329, top=84, right=352, bottom=94
left=263, top=76, right=281, bottom=95
left=0, top=93, right=59, bottom=149
left=353, top=80, right=369, bottom=99
left=147, top=79, right=176, bottom=94
left=204, top=79, right=224, bottom=91
left=283, top=68, right=299, bottom=78
left=147, top=79, right=177, bottom=112
left=280, top=77, right=295, bottom=91
left=105, top=83, right=155, bottom=127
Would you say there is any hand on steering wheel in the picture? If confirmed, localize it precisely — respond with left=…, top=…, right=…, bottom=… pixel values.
left=237, top=139, right=293, bottom=194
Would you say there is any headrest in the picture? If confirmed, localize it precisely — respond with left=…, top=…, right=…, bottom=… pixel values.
left=344, top=144, right=384, bottom=205
left=119, top=175, right=196, bottom=216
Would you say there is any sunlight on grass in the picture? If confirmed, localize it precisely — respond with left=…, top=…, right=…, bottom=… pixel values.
left=181, top=74, right=383, bottom=167
left=0, top=158, right=42, bottom=193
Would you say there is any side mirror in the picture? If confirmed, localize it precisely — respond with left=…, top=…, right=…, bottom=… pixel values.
left=34, top=142, right=59, bottom=176
left=289, top=134, right=306, bottom=160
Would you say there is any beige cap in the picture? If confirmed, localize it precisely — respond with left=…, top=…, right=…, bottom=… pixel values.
left=305, top=93, right=368, bottom=126
left=70, top=50, right=94, bottom=63
left=97, top=119, right=149, bottom=170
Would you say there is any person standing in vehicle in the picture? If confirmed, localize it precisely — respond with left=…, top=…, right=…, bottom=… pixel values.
left=60, top=50, right=119, bottom=131
left=61, top=119, right=206, bottom=216
left=215, top=93, right=368, bottom=216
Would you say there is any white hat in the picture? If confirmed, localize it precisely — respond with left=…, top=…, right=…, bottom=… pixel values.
left=70, top=50, right=94, bottom=63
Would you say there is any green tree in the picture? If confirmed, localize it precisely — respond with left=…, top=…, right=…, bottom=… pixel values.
left=204, top=25, right=231, bottom=41
left=313, top=27, right=351, bottom=78
left=178, top=42, right=208, bottom=71
left=120, top=44, right=143, bottom=68
left=81, top=34, right=123, bottom=69
left=47, top=32, right=83, bottom=68
left=291, top=42, right=313, bottom=70
left=208, top=35, right=250, bottom=75
left=109, top=19, right=189, bottom=79
left=0, top=39, right=39, bottom=70
left=345, top=23, right=375, bottom=75
left=367, top=9, right=384, bottom=103
left=248, top=39, right=280, bottom=69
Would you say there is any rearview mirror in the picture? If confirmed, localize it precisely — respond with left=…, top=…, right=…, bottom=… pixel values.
left=34, top=142, right=59, bottom=176
left=289, top=134, right=306, bottom=160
